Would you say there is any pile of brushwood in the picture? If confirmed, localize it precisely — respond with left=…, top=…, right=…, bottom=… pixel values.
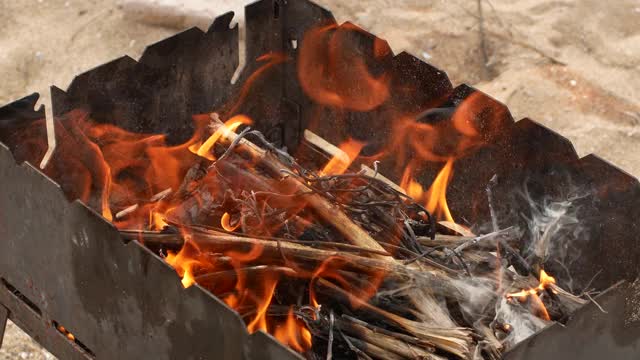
left=120, top=114, right=588, bottom=360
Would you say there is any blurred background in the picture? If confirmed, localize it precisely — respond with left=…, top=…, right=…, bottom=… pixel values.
left=0, top=0, right=638, bottom=358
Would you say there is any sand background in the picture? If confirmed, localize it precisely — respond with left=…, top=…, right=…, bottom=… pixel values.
left=0, top=0, right=638, bottom=358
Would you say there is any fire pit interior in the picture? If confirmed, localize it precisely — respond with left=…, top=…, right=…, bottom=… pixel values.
left=1, top=0, right=639, bottom=359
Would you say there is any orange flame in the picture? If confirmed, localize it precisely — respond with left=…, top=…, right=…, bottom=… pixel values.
left=400, top=158, right=455, bottom=222
left=399, top=162, right=420, bottom=197
left=181, top=268, right=196, bottom=288
left=309, top=256, right=385, bottom=310
left=11, top=49, right=321, bottom=354
left=298, top=23, right=391, bottom=111
left=507, top=270, right=557, bottom=320
left=227, top=53, right=289, bottom=116
left=101, top=168, right=113, bottom=221
left=195, top=115, right=253, bottom=160
left=425, top=158, right=455, bottom=223
left=539, top=269, right=557, bottom=288
left=309, top=256, right=351, bottom=309
left=246, top=276, right=279, bottom=333
left=165, top=234, right=313, bottom=352
left=361, top=91, right=509, bottom=192
left=165, top=237, right=204, bottom=288
left=320, top=138, right=365, bottom=175
left=405, top=179, right=424, bottom=200
left=301, top=326, right=312, bottom=350
left=221, top=212, right=240, bottom=232
left=31, top=110, right=214, bottom=231
left=529, top=293, right=551, bottom=321
left=273, top=307, right=312, bottom=353
left=149, top=210, right=169, bottom=231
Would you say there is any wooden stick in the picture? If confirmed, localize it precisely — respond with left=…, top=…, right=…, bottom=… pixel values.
left=438, top=221, right=475, bottom=237
left=344, top=336, right=405, bottom=360
left=115, top=204, right=139, bottom=220
left=420, top=234, right=475, bottom=247
left=121, top=230, right=391, bottom=258
left=338, top=316, right=445, bottom=360
left=208, top=116, right=464, bottom=299
left=359, top=164, right=406, bottom=195
left=341, top=315, right=436, bottom=352
left=303, top=130, right=405, bottom=195
left=129, top=231, right=462, bottom=298
left=450, top=227, right=517, bottom=255
left=194, top=265, right=297, bottom=286
left=318, top=279, right=472, bottom=358
left=150, top=188, right=173, bottom=202
left=549, top=283, right=587, bottom=312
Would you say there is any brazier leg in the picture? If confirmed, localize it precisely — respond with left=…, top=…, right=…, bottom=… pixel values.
left=0, top=305, right=8, bottom=349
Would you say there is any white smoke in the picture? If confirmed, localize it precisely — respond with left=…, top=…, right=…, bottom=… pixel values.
left=525, top=197, right=577, bottom=260
left=494, top=297, right=549, bottom=348
left=452, top=277, right=497, bottom=320
left=520, top=185, right=589, bottom=292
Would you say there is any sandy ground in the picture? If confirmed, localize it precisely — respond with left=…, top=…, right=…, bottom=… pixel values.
left=0, top=0, right=638, bottom=358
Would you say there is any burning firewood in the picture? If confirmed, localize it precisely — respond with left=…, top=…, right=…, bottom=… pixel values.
left=105, top=113, right=598, bottom=359
left=27, top=103, right=592, bottom=359
left=205, top=116, right=391, bottom=255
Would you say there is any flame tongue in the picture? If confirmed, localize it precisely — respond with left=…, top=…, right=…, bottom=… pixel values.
left=246, top=275, right=279, bottom=333
left=298, top=23, right=391, bottom=111
left=507, top=270, right=557, bottom=299
left=539, top=270, right=556, bottom=287
left=320, top=138, right=365, bottom=176
left=221, top=212, right=240, bottom=232
left=425, top=158, right=455, bottom=223
left=507, top=270, right=557, bottom=320
left=273, top=307, right=312, bottom=353
left=194, top=115, right=253, bottom=160
left=400, top=158, right=456, bottom=223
